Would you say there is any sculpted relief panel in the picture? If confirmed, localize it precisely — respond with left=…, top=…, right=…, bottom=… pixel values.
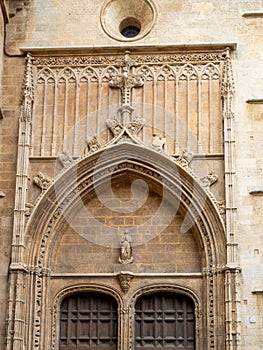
left=32, top=51, right=223, bottom=158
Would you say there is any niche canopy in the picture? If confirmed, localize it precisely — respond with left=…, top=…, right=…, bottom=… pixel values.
left=100, top=0, right=156, bottom=41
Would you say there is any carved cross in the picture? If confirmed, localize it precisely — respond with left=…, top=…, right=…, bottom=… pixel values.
left=109, top=51, right=144, bottom=106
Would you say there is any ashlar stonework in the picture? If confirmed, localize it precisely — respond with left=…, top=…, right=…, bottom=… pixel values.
left=0, top=1, right=262, bottom=350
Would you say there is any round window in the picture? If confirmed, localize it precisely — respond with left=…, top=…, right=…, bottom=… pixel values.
left=120, top=18, right=141, bottom=38
left=100, top=0, right=156, bottom=42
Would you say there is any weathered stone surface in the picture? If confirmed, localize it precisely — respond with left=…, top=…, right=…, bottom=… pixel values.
left=0, top=1, right=262, bottom=349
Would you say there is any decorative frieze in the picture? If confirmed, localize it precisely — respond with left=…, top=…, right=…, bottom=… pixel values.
left=33, top=51, right=226, bottom=67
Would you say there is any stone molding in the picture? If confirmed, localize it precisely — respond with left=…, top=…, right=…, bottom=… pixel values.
left=7, top=46, right=238, bottom=350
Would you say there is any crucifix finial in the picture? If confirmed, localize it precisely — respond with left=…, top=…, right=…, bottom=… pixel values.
left=110, top=51, right=144, bottom=106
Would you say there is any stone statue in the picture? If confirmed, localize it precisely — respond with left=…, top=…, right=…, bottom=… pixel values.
left=201, top=169, right=218, bottom=190
left=119, top=229, right=133, bottom=264
left=106, top=115, right=123, bottom=136
left=151, top=134, right=166, bottom=152
left=33, top=172, right=52, bottom=191
left=177, top=149, right=194, bottom=167
left=84, top=136, right=101, bottom=154
left=117, top=272, right=134, bottom=293
left=58, top=150, right=74, bottom=168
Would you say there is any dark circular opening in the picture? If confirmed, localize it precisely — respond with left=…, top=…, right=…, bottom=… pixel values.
left=121, top=25, right=140, bottom=38
left=120, top=17, right=141, bottom=38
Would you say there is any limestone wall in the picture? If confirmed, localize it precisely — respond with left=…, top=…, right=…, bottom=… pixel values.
left=0, top=0, right=262, bottom=349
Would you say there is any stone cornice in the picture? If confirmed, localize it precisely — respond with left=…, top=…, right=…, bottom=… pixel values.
left=20, top=43, right=237, bottom=57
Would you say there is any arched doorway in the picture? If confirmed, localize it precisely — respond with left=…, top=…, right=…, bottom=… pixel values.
left=14, top=143, right=226, bottom=349
left=59, top=292, right=118, bottom=350
left=135, top=292, right=195, bottom=350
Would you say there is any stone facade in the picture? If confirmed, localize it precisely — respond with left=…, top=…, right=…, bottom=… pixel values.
left=0, top=1, right=262, bottom=349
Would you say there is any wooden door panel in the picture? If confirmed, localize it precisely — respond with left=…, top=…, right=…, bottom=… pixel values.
left=59, top=292, right=117, bottom=350
left=135, top=292, right=195, bottom=350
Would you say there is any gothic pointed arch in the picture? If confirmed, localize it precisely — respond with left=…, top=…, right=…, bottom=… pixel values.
left=25, top=142, right=225, bottom=271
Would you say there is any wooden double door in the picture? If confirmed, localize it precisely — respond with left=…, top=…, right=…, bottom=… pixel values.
left=59, top=292, right=195, bottom=350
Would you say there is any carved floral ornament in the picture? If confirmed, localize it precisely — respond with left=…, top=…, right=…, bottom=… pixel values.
left=32, top=49, right=230, bottom=67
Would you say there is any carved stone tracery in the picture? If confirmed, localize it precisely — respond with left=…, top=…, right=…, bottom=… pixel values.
left=7, top=47, right=236, bottom=350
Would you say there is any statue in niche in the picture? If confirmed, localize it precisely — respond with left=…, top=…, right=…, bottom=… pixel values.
left=119, top=229, right=133, bottom=264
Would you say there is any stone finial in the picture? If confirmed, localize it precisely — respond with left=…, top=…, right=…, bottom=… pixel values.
left=58, top=151, right=74, bottom=169
left=109, top=52, right=144, bottom=106
left=20, top=53, right=34, bottom=122
left=33, top=172, right=52, bottom=191
left=201, top=169, right=218, bottom=190
left=221, top=48, right=235, bottom=98
left=119, top=229, right=133, bottom=264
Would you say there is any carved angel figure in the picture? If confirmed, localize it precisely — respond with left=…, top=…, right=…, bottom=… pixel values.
left=127, top=114, right=145, bottom=135
left=201, top=169, right=218, bottom=190
left=119, top=229, right=134, bottom=264
left=151, top=134, right=166, bottom=152
left=33, top=172, right=52, bottom=191
left=84, top=136, right=101, bottom=154
left=106, top=115, right=123, bottom=136
left=177, top=149, right=194, bottom=167
left=58, top=151, right=74, bottom=168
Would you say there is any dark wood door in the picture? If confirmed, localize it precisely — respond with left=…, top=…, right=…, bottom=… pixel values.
left=135, top=292, right=195, bottom=350
left=59, top=292, right=118, bottom=350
